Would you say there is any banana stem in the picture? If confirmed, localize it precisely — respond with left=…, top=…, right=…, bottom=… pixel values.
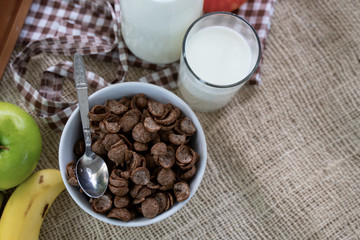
left=0, top=192, right=4, bottom=216
left=0, top=145, right=9, bottom=150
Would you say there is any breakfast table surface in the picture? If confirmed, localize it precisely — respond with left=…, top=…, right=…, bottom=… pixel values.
left=1, top=0, right=359, bottom=239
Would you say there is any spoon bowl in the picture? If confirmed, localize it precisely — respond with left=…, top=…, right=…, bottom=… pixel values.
left=76, top=152, right=109, bottom=198
left=74, top=53, right=109, bottom=198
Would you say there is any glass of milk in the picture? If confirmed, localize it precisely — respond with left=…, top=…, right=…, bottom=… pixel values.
left=120, top=0, right=203, bottom=64
left=178, top=12, right=261, bottom=112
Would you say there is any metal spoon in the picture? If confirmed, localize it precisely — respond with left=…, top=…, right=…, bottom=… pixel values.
left=74, top=53, right=109, bottom=198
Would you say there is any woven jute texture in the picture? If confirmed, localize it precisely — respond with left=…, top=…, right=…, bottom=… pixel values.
left=1, top=0, right=359, bottom=239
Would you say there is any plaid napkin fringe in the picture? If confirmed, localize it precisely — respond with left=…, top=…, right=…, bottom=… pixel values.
left=11, top=0, right=275, bottom=130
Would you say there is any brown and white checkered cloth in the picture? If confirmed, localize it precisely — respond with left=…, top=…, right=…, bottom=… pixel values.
left=11, top=0, right=275, bottom=130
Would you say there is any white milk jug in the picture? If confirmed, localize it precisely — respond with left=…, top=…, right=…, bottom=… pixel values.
left=120, top=0, right=203, bottom=64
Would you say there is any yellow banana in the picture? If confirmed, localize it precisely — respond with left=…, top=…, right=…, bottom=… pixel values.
left=0, top=169, right=65, bottom=240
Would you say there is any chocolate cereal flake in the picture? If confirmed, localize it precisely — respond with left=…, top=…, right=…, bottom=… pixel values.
left=157, top=168, right=176, bottom=186
left=114, top=195, right=130, bottom=208
left=73, top=140, right=85, bottom=157
left=179, top=117, right=196, bottom=135
left=130, top=184, right=143, bottom=199
left=102, top=133, right=121, bottom=151
left=173, top=182, right=190, bottom=202
left=141, top=198, right=159, bottom=219
left=103, top=114, right=121, bottom=133
left=144, top=117, right=161, bottom=132
left=176, top=145, right=193, bottom=164
left=106, top=99, right=128, bottom=115
left=168, top=132, right=187, bottom=145
left=107, top=208, right=132, bottom=222
left=150, top=142, right=167, bottom=156
left=132, top=123, right=152, bottom=143
left=148, top=101, right=165, bottom=117
left=66, top=161, right=78, bottom=186
left=130, top=167, right=150, bottom=185
left=156, top=146, right=176, bottom=169
left=134, top=142, right=148, bottom=152
left=88, top=105, right=109, bottom=122
left=107, top=144, right=128, bottom=166
left=91, top=138, right=107, bottom=155
left=135, top=186, right=153, bottom=199
left=154, top=192, right=167, bottom=214
left=92, top=194, right=113, bottom=214
left=178, top=165, right=197, bottom=181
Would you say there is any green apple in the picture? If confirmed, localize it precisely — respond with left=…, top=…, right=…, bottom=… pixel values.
left=0, top=102, right=42, bottom=190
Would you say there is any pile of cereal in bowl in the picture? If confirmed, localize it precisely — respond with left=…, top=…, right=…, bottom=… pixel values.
left=66, top=94, right=199, bottom=222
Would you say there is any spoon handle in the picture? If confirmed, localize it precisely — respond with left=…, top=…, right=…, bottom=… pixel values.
left=74, top=53, right=91, bottom=149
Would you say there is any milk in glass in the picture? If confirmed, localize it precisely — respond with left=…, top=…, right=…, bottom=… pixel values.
left=186, top=26, right=252, bottom=85
left=179, top=25, right=255, bottom=112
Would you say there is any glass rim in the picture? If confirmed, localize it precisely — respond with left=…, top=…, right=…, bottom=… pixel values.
left=182, top=11, right=262, bottom=89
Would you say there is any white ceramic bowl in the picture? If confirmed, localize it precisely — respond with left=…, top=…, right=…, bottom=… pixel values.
left=59, top=82, right=207, bottom=227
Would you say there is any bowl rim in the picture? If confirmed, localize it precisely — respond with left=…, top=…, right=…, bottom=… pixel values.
left=59, top=82, right=207, bottom=227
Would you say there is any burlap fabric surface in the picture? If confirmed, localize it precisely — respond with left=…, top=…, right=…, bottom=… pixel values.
left=1, top=0, right=359, bottom=239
